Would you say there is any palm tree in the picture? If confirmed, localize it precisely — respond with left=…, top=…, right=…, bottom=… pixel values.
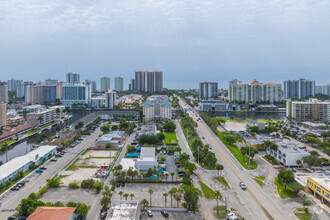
left=119, top=191, right=123, bottom=200
left=130, top=193, right=134, bottom=200
left=170, top=172, right=175, bottom=182
left=148, top=189, right=154, bottom=206
left=123, top=193, right=129, bottom=200
left=163, top=193, right=168, bottom=207
left=165, top=173, right=169, bottom=181
left=214, top=190, right=223, bottom=216
left=215, top=164, right=224, bottom=179
left=3, top=142, right=10, bottom=162
left=168, top=187, right=177, bottom=207
left=175, top=194, right=182, bottom=207
left=175, top=168, right=179, bottom=181
left=141, top=199, right=149, bottom=212
left=101, top=186, right=113, bottom=209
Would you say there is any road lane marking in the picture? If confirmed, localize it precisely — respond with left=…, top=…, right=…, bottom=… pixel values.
left=190, top=113, right=275, bottom=220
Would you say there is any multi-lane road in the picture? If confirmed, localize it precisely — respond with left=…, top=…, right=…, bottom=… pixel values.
left=178, top=98, right=292, bottom=220
left=0, top=127, right=101, bottom=219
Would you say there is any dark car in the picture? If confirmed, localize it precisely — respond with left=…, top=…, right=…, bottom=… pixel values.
left=176, top=164, right=183, bottom=168
left=55, top=154, right=62, bottom=157
left=177, top=171, right=185, bottom=175
left=161, top=210, right=169, bottom=218
left=8, top=216, right=18, bottom=220
left=100, top=211, right=107, bottom=219
left=17, top=182, right=25, bottom=187
left=15, top=184, right=23, bottom=188
left=10, top=186, right=19, bottom=191
left=116, top=182, right=121, bottom=187
left=51, top=158, right=57, bottom=162
left=40, top=166, right=47, bottom=170
left=121, top=182, right=125, bottom=187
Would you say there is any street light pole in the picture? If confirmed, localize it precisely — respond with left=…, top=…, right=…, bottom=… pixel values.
left=248, top=146, right=250, bottom=168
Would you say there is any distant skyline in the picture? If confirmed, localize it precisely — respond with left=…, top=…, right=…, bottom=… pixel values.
left=1, top=0, right=330, bottom=89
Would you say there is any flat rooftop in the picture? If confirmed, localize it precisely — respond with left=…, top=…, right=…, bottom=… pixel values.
left=108, top=201, right=138, bottom=220
left=311, top=177, right=330, bottom=191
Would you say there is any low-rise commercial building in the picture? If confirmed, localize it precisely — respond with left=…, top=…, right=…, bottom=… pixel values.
left=26, top=109, right=56, bottom=127
left=143, top=99, right=172, bottom=122
left=0, top=145, right=57, bottom=183
left=266, top=139, right=310, bottom=166
left=135, top=147, right=158, bottom=171
left=199, top=100, right=240, bottom=112
left=138, top=125, right=157, bottom=136
left=27, top=207, right=76, bottom=220
left=307, top=177, right=330, bottom=207
left=286, top=98, right=330, bottom=123
left=96, top=131, right=126, bottom=148
left=91, top=96, right=105, bottom=109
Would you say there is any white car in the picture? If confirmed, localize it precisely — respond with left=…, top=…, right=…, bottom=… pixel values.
left=146, top=210, right=153, bottom=217
left=226, top=212, right=239, bottom=220
left=239, top=182, right=246, bottom=190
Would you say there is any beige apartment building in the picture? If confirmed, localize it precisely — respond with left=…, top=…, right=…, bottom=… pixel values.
left=286, top=98, right=330, bottom=122
left=0, top=102, right=7, bottom=126
left=229, top=79, right=282, bottom=103
left=26, top=109, right=56, bottom=127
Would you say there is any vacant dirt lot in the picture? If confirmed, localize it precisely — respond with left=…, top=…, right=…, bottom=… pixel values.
left=61, top=168, right=102, bottom=186
left=80, top=149, right=117, bottom=159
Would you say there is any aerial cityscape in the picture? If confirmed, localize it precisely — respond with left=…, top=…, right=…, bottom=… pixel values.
left=0, top=1, right=330, bottom=220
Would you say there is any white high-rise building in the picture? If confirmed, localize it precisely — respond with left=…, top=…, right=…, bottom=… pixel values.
left=229, top=79, right=282, bottom=103
left=7, top=78, right=22, bottom=92
left=85, top=80, right=97, bottom=93
left=101, top=77, right=111, bottom=92
left=115, top=77, right=124, bottom=91
left=61, top=83, right=91, bottom=107
left=105, top=90, right=116, bottom=109
left=134, top=70, right=163, bottom=93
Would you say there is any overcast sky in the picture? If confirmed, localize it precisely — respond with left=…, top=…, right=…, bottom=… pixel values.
left=0, top=0, right=329, bottom=89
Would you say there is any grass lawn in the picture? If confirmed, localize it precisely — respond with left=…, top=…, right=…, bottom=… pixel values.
left=262, top=155, right=279, bottom=165
left=274, top=177, right=297, bottom=198
left=226, top=119, right=251, bottom=123
left=213, top=206, right=227, bottom=218
left=214, top=176, right=229, bottom=188
left=199, top=180, right=215, bottom=199
left=257, top=119, right=278, bottom=123
left=0, top=139, right=16, bottom=147
left=164, top=132, right=178, bottom=145
left=294, top=212, right=312, bottom=220
left=216, top=131, right=257, bottom=170
left=253, top=176, right=265, bottom=186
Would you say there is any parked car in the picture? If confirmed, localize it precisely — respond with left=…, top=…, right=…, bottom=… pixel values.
left=174, top=161, right=181, bottom=165
left=55, top=154, right=62, bottom=157
left=40, top=166, right=47, bottom=170
left=100, top=211, right=107, bottom=219
left=121, top=182, right=125, bottom=187
left=36, top=169, right=44, bottom=173
left=146, top=210, right=153, bottom=217
left=10, top=186, right=20, bottom=191
left=160, top=210, right=169, bottom=217
left=226, top=212, right=239, bottom=220
left=239, top=182, right=246, bottom=190
left=176, top=164, right=184, bottom=168
left=178, top=171, right=185, bottom=175
left=178, top=173, right=186, bottom=177
left=15, top=184, right=23, bottom=188
left=116, top=182, right=121, bottom=187
left=51, top=158, right=57, bottom=162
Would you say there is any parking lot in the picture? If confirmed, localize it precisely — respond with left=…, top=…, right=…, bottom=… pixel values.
left=140, top=210, right=202, bottom=220
left=112, top=183, right=182, bottom=207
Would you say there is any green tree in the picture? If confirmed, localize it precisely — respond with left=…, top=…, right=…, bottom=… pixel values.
left=216, top=164, right=224, bottom=179
left=303, top=155, right=322, bottom=167
left=46, top=177, right=61, bottom=188
left=214, top=190, right=223, bottom=216
left=16, top=198, right=46, bottom=216
left=277, top=169, right=294, bottom=190
left=140, top=198, right=149, bottom=211
left=119, top=191, right=123, bottom=200
left=163, top=193, right=168, bottom=207
left=157, top=132, right=165, bottom=141
left=180, top=184, right=201, bottom=211
left=171, top=172, right=175, bottom=182
left=168, top=187, right=177, bottom=208
left=296, top=160, right=302, bottom=168
left=163, top=122, right=176, bottom=132
left=148, top=189, right=154, bottom=206
left=93, top=181, right=103, bottom=193
left=74, top=203, right=90, bottom=215
left=130, top=193, right=135, bottom=200
left=123, top=193, right=129, bottom=200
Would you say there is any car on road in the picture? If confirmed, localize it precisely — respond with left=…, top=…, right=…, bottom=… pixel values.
left=226, top=212, right=239, bottom=220
left=239, top=182, right=246, bottom=190
left=160, top=210, right=169, bottom=217
left=146, top=210, right=153, bottom=217
left=51, top=158, right=57, bottom=162
left=10, top=186, right=20, bottom=191
left=202, top=137, right=205, bottom=139
left=36, top=169, right=44, bottom=173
